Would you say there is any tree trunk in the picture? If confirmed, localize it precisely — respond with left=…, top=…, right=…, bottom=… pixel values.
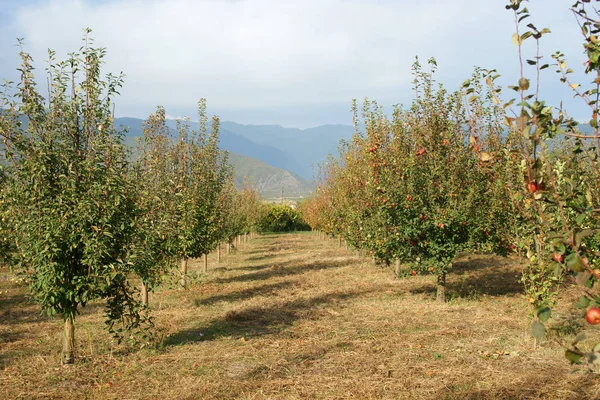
left=338, top=237, right=342, bottom=248
left=217, top=245, right=221, bottom=263
left=141, top=281, right=149, bottom=306
left=395, top=259, right=401, bottom=277
left=63, top=317, right=75, bottom=364
left=180, top=257, right=189, bottom=288
left=227, top=242, right=231, bottom=255
left=203, top=253, right=208, bottom=273
left=244, top=233, right=247, bottom=242
left=436, top=272, right=447, bottom=303
left=344, top=239, right=348, bottom=251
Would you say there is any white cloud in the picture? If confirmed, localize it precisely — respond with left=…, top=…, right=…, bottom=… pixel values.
left=0, top=0, right=591, bottom=125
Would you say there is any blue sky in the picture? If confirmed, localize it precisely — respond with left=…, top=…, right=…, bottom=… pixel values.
left=0, top=0, right=592, bottom=128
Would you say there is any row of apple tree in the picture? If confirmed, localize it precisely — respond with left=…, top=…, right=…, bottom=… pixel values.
left=300, top=0, right=600, bottom=370
left=0, top=34, right=262, bottom=363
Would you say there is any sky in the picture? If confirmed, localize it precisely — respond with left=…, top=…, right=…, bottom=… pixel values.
left=0, top=0, right=593, bottom=128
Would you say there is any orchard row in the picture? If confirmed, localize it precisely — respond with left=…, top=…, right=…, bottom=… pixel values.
left=299, top=0, right=600, bottom=370
left=0, top=34, right=265, bottom=363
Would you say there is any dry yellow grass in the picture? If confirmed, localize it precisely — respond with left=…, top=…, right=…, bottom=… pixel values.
left=1, top=232, right=600, bottom=399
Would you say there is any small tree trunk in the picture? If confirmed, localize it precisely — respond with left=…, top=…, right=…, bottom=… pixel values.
left=217, top=245, right=221, bottom=263
left=395, top=259, right=401, bottom=277
left=141, top=281, right=149, bottom=306
left=203, top=253, right=208, bottom=273
left=338, top=237, right=342, bottom=248
left=344, top=239, right=348, bottom=251
left=436, top=272, right=447, bottom=303
left=227, top=242, right=231, bottom=255
left=180, top=257, right=189, bottom=288
left=244, top=233, right=248, bottom=242
left=63, top=316, right=75, bottom=364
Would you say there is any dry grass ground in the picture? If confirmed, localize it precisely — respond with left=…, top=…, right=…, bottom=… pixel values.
left=1, top=232, right=600, bottom=399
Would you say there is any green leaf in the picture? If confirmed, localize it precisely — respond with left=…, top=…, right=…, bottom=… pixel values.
left=565, top=253, right=585, bottom=272
left=575, top=296, right=591, bottom=308
left=565, top=350, right=583, bottom=364
left=532, top=321, right=545, bottom=340
left=537, top=306, right=551, bottom=322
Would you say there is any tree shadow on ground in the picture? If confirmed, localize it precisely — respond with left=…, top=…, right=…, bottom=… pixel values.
left=194, top=280, right=298, bottom=306
left=245, top=254, right=269, bottom=262
left=215, top=258, right=349, bottom=284
left=410, top=255, right=523, bottom=299
left=441, top=373, right=593, bottom=400
left=0, top=293, right=47, bottom=326
left=166, top=289, right=373, bottom=346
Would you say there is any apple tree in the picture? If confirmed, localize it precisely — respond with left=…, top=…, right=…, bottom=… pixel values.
left=500, top=0, right=600, bottom=366
left=171, top=102, right=232, bottom=286
left=0, top=34, right=150, bottom=363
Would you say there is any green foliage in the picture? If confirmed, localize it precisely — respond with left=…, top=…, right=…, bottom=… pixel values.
left=170, top=102, right=233, bottom=260
left=128, top=106, right=178, bottom=296
left=258, top=204, right=310, bottom=233
left=0, top=32, right=150, bottom=356
left=502, top=0, right=600, bottom=369
left=302, top=59, right=513, bottom=302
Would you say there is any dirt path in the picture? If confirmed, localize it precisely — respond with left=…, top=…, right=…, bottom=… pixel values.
left=1, top=233, right=599, bottom=399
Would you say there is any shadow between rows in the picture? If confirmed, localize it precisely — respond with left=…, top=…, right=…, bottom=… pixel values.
left=440, top=373, right=592, bottom=400
left=194, top=280, right=298, bottom=306
left=0, top=293, right=48, bottom=326
left=410, top=256, right=523, bottom=298
left=166, top=288, right=373, bottom=345
left=215, top=258, right=349, bottom=284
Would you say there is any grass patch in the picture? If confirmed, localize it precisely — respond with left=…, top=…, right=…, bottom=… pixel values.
left=0, top=232, right=599, bottom=399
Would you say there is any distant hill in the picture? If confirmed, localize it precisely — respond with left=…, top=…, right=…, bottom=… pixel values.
left=220, top=121, right=355, bottom=178
left=114, top=117, right=355, bottom=180
left=228, top=153, right=313, bottom=198
left=113, top=117, right=314, bottom=198
left=114, top=117, right=305, bottom=178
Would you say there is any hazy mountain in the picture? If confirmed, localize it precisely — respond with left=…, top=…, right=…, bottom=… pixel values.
left=114, top=117, right=314, bottom=198
left=114, top=117, right=305, bottom=177
left=220, top=121, right=355, bottom=178
left=228, top=153, right=313, bottom=198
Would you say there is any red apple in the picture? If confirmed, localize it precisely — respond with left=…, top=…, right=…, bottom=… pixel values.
left=526, top=182, right=538, bottom=193
left=586, top=307, right=600, bottom=325
left=411, top=270, right=417, bottom=276
left=416, top=148, right=426, bottom=156
left=552, top=252, right=564, bottom=263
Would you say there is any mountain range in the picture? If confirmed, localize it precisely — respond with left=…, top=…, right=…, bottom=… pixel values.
left=115, top=117, right=355, bottom=198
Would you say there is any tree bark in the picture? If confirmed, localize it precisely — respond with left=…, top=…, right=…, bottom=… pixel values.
left=180, top=257, right=189, bottom=288
left=436, top=272, right=447, bottom=303
left=141, top=281, right=149, bottom=306
left=217, top=245, right=221, bottom=264
left=338, top=236, right=342, bottom=248
left=203, top=253, right=208, bottom=273
left=395, top=259, right=401, bottom=277
left=63, top=316, right=75, bottom=364
left=227, top=242, right=231, bottom=255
